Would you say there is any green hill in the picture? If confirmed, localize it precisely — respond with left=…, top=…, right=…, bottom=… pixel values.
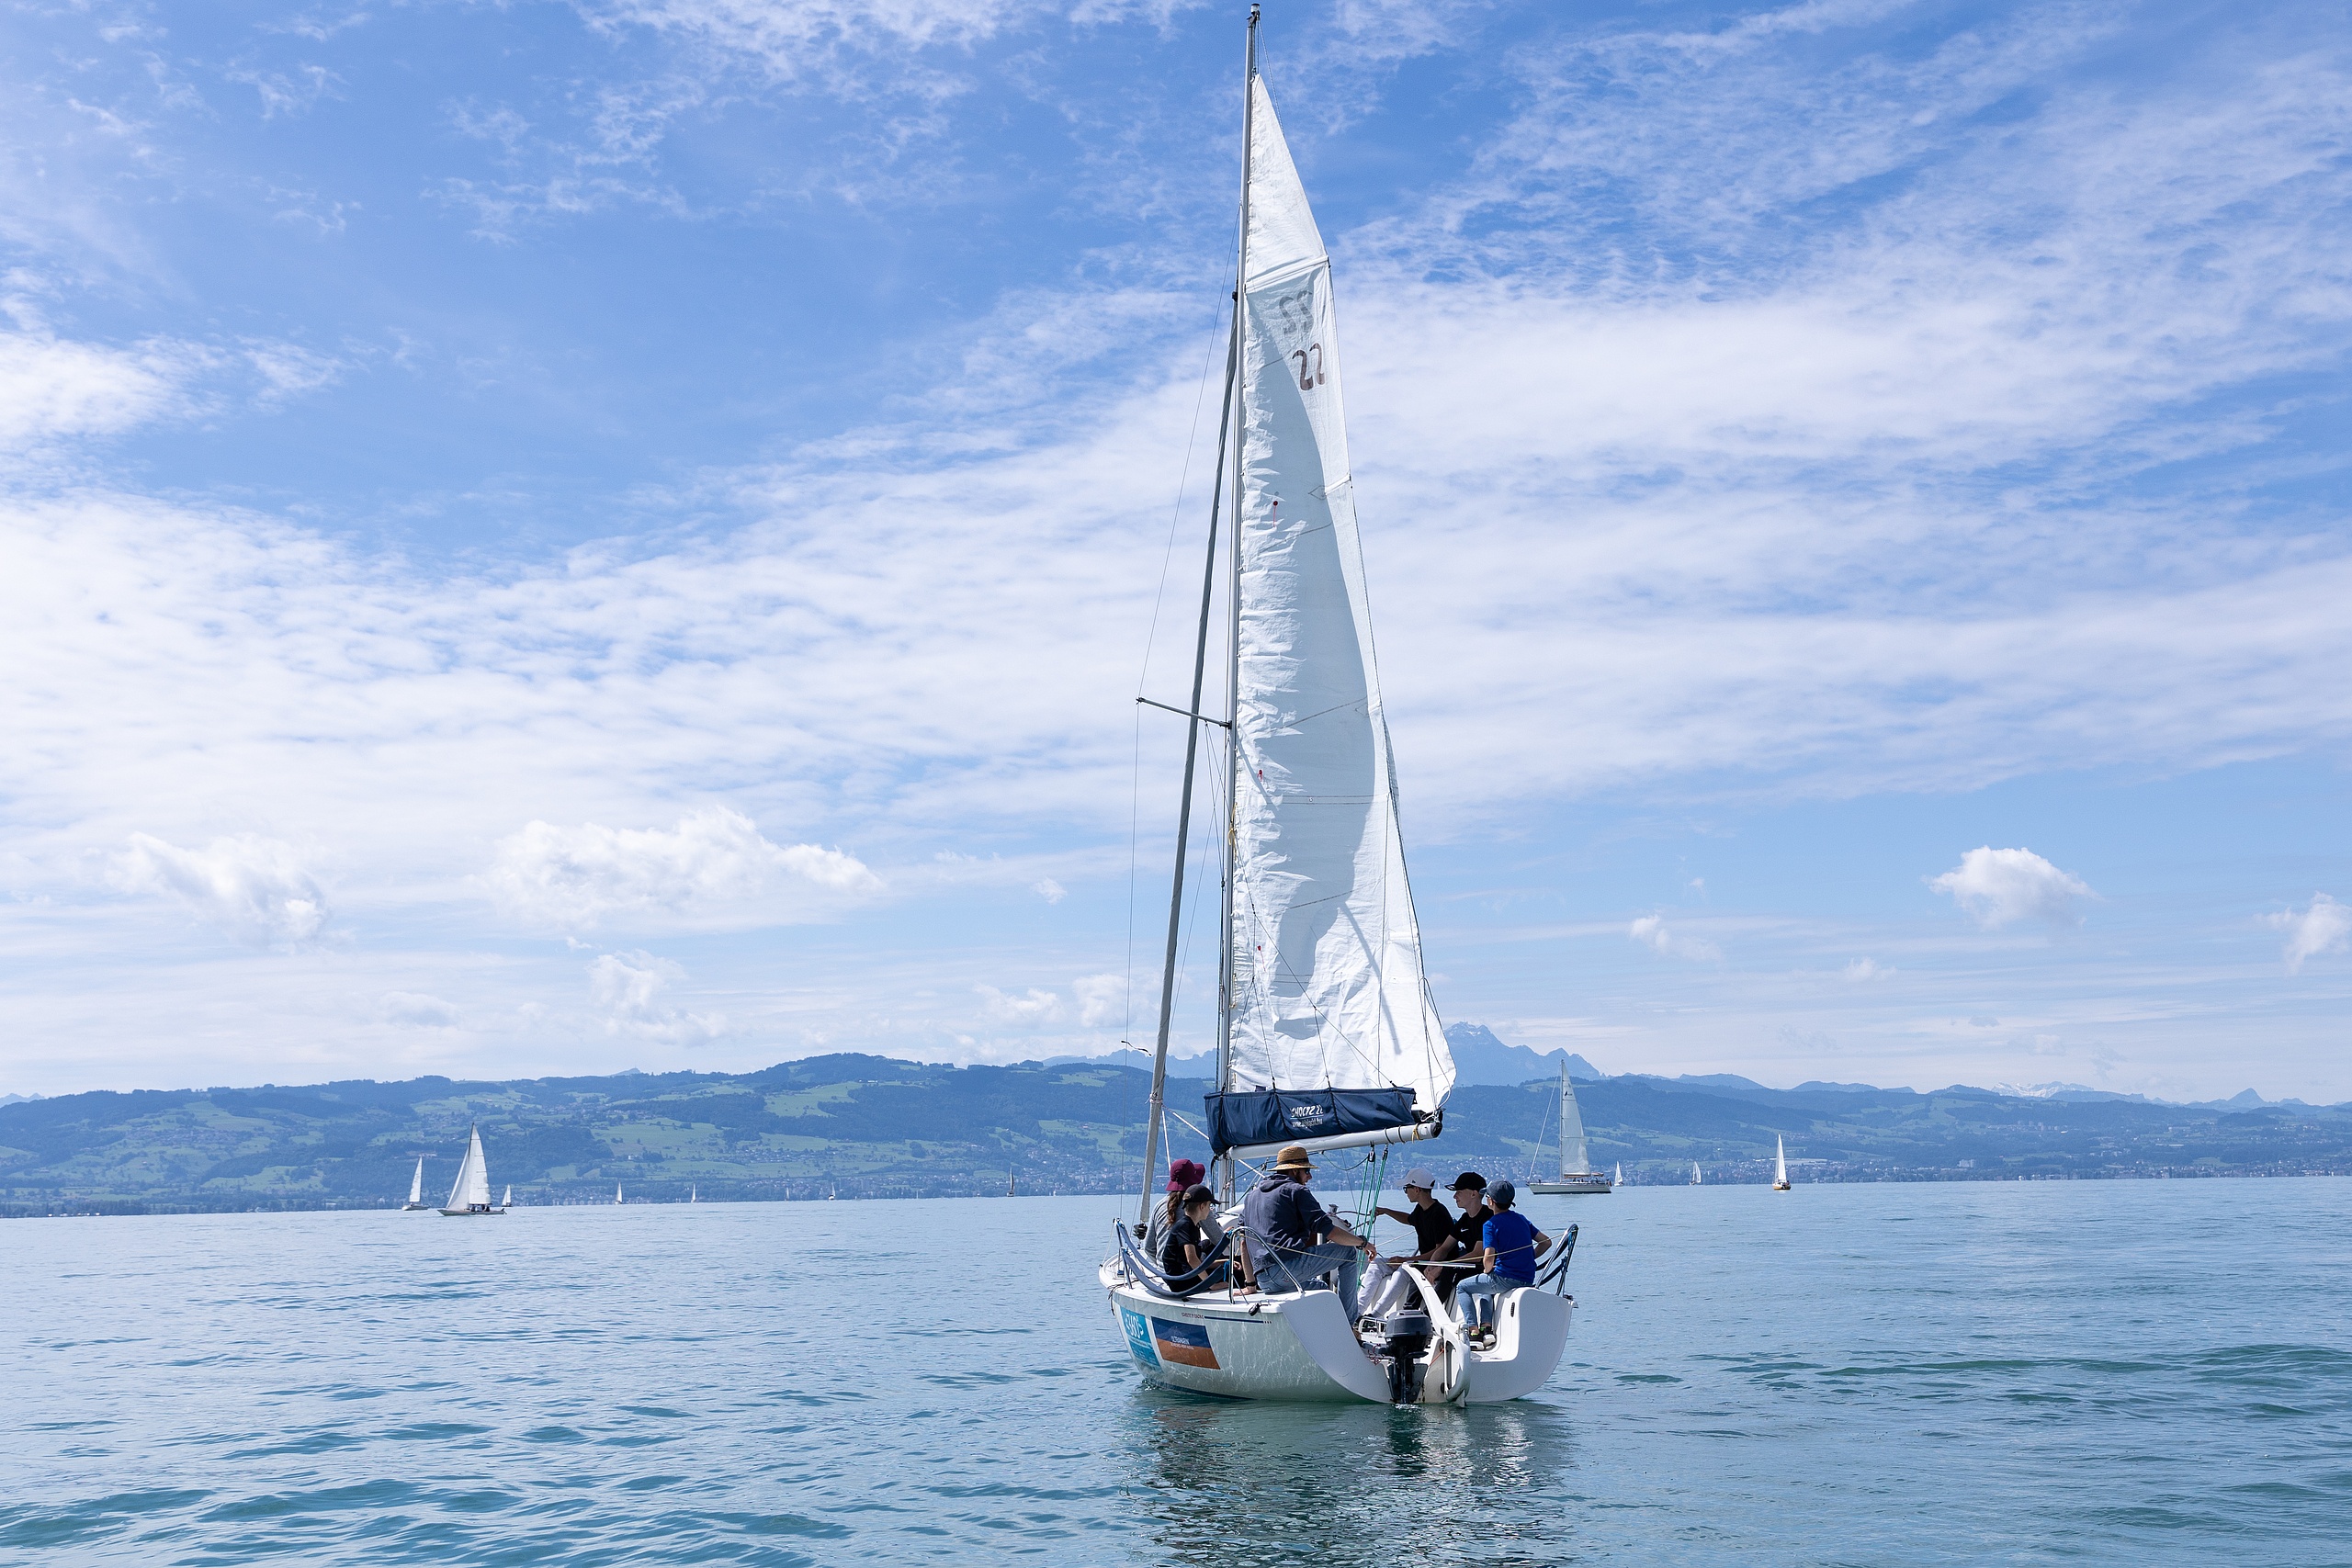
left=3, top=1056, right=2346, bottom=1214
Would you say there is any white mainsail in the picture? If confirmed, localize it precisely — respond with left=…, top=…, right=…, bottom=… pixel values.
left=1559, top=1068, right=1591, bottom=1177
left=406, top=1157, right=424, bottom=1206
left=502, top=1184, right=513, bottom=1207
left=444, top=1125, right=492, bottom=1210
left=1224, top=78, right=1452, bottom=1121
left=1774, top=1135, right=1789, bottom=1187
left=615, top=1182, right=624, bottom=1205
left=1691, top=1161, right=1703, bottom=1186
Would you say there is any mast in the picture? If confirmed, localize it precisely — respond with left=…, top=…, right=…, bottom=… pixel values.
left=1215, top=4, right=1260, bottom=1203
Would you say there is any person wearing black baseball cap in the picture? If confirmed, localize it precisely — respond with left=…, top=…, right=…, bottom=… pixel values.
left=1429, top=1172, right=1491, bottom=1309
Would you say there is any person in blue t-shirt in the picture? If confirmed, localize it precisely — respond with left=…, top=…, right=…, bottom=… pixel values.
left=1453, top=1180, right=1552, bottom=1343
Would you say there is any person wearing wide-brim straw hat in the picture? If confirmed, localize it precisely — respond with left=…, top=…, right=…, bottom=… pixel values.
left=1239, top=1144, right=1376, bottom=1320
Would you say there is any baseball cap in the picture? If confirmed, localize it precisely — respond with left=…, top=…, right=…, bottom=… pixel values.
left=1402, top=1168, right=1437, bottom=1190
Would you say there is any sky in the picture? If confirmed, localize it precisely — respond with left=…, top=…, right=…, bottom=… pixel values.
left=2, top=0, right=2348, bottom=1104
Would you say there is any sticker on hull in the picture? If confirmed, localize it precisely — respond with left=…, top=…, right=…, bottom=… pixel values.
left=1149, top=1316, right=1220, bottom=1370
left=1121, top=1305, right=1159, bottom=1368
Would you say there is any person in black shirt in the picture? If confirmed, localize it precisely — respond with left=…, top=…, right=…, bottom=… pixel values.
left=1427, top=1171, right=1491, bottom=1309
left=1159, top=1184, right=1230, bottom=1294
left=1360, top=1167, right=1455, bottom=1320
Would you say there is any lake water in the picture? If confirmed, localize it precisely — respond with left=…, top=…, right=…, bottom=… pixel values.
left=5, top=1179, right=2347, bottom=1566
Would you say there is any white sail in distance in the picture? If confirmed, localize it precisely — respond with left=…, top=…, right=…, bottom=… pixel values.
left=1559, top=1069, right=1591, bottom=1177
left=407, top=1158, right=424, bottom=1205
left=445, top=1125, right=492, bottom=1210
left=1225, top=77, right=1452, bottom=1118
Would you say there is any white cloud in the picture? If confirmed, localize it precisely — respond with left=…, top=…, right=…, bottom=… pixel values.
left=0, top=331, right=186, bottom=451
left=587, top=949, right=725, bottom=1042
left=380, top=991, right=459, bottom=1028
left=976, top=984, right=1063, bottom=1024
left=486, top=807, right=879, bottom=931
left=2266, top=894, right=2350, bottom=975
left=1929, top=847, right=2095, bottom=930
left=1073, top=972, right=1122, bottom=1027
left=110, top=832, right=329, bottom=947
left=1842, top=958, right=1889, bottom=983
left=1628, top=913, right=1719, bottom=962
left=1030, top=876, right=1066, bottom=904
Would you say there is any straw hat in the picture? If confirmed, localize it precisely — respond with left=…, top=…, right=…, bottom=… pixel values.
left=1272, top=1145, right=1314, bottom=1172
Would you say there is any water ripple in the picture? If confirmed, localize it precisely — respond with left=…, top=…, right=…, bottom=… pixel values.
left=4, top=1182, right=2348, bottom=1565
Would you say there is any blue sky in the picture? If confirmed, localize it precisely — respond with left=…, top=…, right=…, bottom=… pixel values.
left=3, top=0, right=2347, bottom=1102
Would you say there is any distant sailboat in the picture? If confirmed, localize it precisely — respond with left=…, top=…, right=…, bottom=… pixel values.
left=401, top=1156, right=428, bottom=1211
left=501, top=1184, right=514, bottom=1208
left=615, top=1182, right=624, bottom=1205
left=437, top=1125, right=504, bottom=1216
left=689, top=1184, right=698, bottom=1203
left=1613, top=1162, right=1623, bottom=1186
left=1690, top=1161, right=1703, bottom=1186
left=1531, top=1061, right=1612, bottom=1194
left=1772, top=1135, right=1792, bottom=1192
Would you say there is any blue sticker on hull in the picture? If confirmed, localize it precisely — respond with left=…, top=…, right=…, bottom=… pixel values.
left=1121, top=1305, right=1159, bottom=1368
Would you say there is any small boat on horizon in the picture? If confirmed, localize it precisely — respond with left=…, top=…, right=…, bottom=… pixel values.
left=1530, top=1060, right=1612, bottom=1195
left=1773, top=1135, right=1792, bottom=1191
left=1690, top=1161, right=1703, bottom=1186
left=615, top=1182, right=624, bottom=1205
left=401, top=1156, right=428, bottom=1211
left=502, top=1183, right=514, bottom=1207
left=437, top=1125, right=504, bottom=1216
left=689, top=1184, right=698, bottom=1203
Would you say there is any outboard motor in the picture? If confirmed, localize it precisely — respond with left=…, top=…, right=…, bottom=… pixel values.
left=1381, top=1308, right=1432, bottom=1404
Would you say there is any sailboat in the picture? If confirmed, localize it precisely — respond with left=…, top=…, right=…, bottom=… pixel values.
left=1772, top=1135, right=1792, bottom=1191
left=1614, top=1162, right=1624, bottom=1187
left=401, top=1156, right=428, bottom=1211
left=1100, top=11, right=1573, bottom=1404
left=1530, top=1062, right=1612, bottom=1194
left=615, top=1182, right=624, bottom=1205
left=689, top=1184, right=698, bottom=1203
left=501, top=1184, right=514, bottom=1208
left=1690, top=1161, right=1703, bottom=1186
left=436, top=1125, right=504, bottom=1216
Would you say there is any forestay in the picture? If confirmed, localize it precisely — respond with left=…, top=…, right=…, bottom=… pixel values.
left=1216, top=78, right=1453, bottom=1147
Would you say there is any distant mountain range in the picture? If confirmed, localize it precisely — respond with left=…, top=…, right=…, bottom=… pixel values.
left=1042, top=1022, right=1598, bottom=1087
left=5, top=1039, right=2346, bottom=1214
left=1046, top=1025, right=2301, bottom=1110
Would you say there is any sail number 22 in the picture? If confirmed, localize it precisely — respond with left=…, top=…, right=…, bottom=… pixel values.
left=1268, top=284, right=1325, bottom=391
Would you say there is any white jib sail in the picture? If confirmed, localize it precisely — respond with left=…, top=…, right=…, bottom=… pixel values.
left=1559, top=1071, right=1591, bottom=1177
left=1226, top=78, right=1453, bottom=1119
left=445, top=1125, right=492, bottom=1209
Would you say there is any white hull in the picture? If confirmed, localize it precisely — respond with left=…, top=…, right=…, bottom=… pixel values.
left=1529, top=1175, right=1613, bottom=1195
left=1101, top=1264, right=1570, bottom=1404
left=438, top=1206, right=504, bottom=1216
